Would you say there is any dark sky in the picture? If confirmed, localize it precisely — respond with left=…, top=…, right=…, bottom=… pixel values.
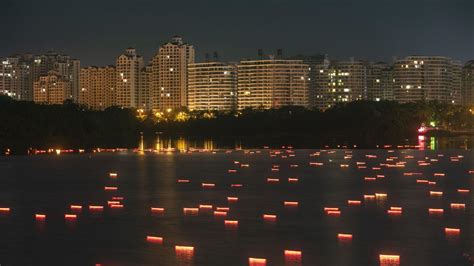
left=4, top=0, right=473, bottom=66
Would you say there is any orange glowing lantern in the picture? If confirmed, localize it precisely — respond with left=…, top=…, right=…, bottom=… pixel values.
left=146, top=236, right=163, bottom=244
left=183, top=208, right=199, bottom=216
left=177, top=179, right=190, bottom=183
left=35, top=214, right=46, bottom=221
left=202, top=183, right=215, bottom=188
left=379, top=254, right=400, bottom=266
left=267, top=178, right=280, bottom=183
left=337, top=233, right=353, bottom=242
left=151, top=207, right=165, bottom=214
left=249, top=257, right=267, bottom=266
left=348, top=200, right=361, bottom=206
left=224, top=220, right=238, bottom=229
left=65, top=214, right=77, bottom=220
left=227, top=197, right=239, bottom=203
left=428, top=208, right=444, bottom=216
left=109, top=173, right=118, bottom=178
left=288, top=178, right=299, bottom=183
left=213, top=211, right=227, bottom=218
left=263, top=214, right=277, bottom=222
left=284, top=250, right=302, bottom=262
left=0, top=207, right=10, bottom=213
left=70, top=205, right=82, bottom=212
left=284, top=201, right=299, bottom=207
left=89, top=205, right=104, bottom=211
left=450, top=203, right=465, bottom=210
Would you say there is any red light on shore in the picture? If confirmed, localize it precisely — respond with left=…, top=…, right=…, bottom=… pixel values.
left=104, top=186, right=118, bottom=191
left=35, top=214, right=46, bottom=221
left=146, top=236, right=163, bottom=244
left=348, top=200, right=361, bottom=206
left=337, top=233, right=353, bottom=242
left=263, top=214, right=277, bottom=222
left=154, top=207, right=165, bottom=214
left=249, top=257, right=266, bottom=266
left=379, top=254, right=400, bottom=266
left=284, top=201, right=299, bottom=207
left=202, top=183, right=215, bottom=188
left=227, top=197, right=239, bottom=203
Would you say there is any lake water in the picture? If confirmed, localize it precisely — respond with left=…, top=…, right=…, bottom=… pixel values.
left=0, top=149, right=472, bottom=265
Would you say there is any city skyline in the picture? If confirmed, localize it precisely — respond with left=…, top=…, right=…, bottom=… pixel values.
left=3, top=0, right=473, bottom=66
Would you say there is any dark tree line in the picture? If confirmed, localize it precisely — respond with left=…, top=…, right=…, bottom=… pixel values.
left=0, top=95, right=472, bottom=153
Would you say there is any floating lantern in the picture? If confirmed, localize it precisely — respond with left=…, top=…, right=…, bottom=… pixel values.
left=231, top=184, right=243, bottom=188
left=267, top=178, right=280, bottom=183
left=104, top=186, right=118, bottom=191
left=379, top=254, right=400, bottom=266
left=65, top=214, right=77, bottom=220
left=109, top=173, right=118, bottom=178
left=450, top=203, right=465, bottom=210
left=457, top=189, right=470, bottom=194
left=284, top=201, right=299, bottom=207
left=202, top=183, right=215, bottom=188
left=338, top=233, right=353, bottom=242
left=0, top=207, right=10, bottom=213
left=216, top=207, right=230, bottom=211
left=429, top=191, right=443, bottom=196
left=213, top=211, right=227, bottom=217
left=263, top=214, right=277, bottom=222
left=177, top=179, right=190, bottom=183
left=70, top=205, right=82, bottom=212
left=224, top=220, right=238, bottom=229
left=348, top=200, right=361, bottom=206
left=35, top=214, right=46, bottom=221
left=110, top=204, right=123, bottom=209
left=183, top=208, right=199, bottom=216
left=428, top=208, right=444, bottom=216
left=89, top=205, right=104, bottom=211
left=284, top=250, right=302, bottom=262
left=288, top=178, right=299, bottom=183
left=146, top=236, right=163, bottom=244
left=227, top=197, right=239, bottom=203
left=249, top=257, right=266, bottom=266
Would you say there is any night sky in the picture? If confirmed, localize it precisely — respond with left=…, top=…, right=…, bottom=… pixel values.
left=4, top=0, right=473, bottom=66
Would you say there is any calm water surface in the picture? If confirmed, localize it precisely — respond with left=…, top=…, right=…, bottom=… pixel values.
left=0, top=149, right=472, bottom=265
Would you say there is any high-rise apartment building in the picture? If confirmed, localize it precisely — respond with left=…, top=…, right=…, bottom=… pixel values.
left=367, top=62, right=394, bottom=101
left=151, top=36, right=195, bottom=111
left=138, top=66, right=152, bottom=110
left=290, top=54, right=327, bottom=108
left=393, top=56, right=462, bottom=104
left=314, top=58, right=368, bottom=109
left=33, top=71, right=69, bottom=104
left=31, top=51, right=80, bottom=101
left=115, top=48, right=144, bottom=108
left=0, top=55, right=33, bottom=100
left=187, top=62, right=237, bottom=111
left=462, top=60, right=474, bottom=106
left=79, top=66, right=116, bottom=109
left=237, top=58, right=310, bottom=109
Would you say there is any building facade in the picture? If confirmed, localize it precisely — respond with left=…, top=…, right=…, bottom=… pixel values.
left=115, top=48, right=144, bottom=108
left=138, top=66, right=152, bottom=110
left=31, top=51, right=80, bottom=102
left=79, top=66, right=116, bottom=109
left=314, top=59, right=368, bottom=109
left=187, top=62, right=237, bottom=111
left=393, top=56, right=462, bottom=104
left=33, top=71, right=69, bottom=104
left=237, top=58, right=310, bottom=109
left=151, top=36, right=195, bottom=111
left=462, top=60, right=474, bottom=106
left=290, top=54, right=327, bottom=108
left=0, top=55, right=33, bottom=100
left=367, top=62, right=394, bottom=101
